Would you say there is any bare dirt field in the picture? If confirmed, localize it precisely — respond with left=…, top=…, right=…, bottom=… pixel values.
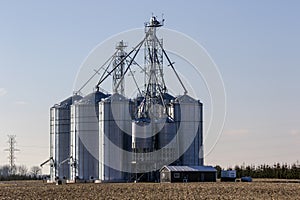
left=0, top=180, right=299, bottom=200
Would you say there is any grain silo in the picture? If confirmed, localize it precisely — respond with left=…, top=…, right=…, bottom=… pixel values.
left=69, top=91, right=108, bottom=181
left=46, top=16, right=207, bottom=183
left=173, top=95, right=203, bottom=166
left=98, top=93, right=133, bottom=182
left=48, top=94, right=82, bottom=182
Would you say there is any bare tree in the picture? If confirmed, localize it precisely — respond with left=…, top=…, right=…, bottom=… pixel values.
left=18, top=165, right=28, bottom=176
left=30, top=166, right=41, bottom=178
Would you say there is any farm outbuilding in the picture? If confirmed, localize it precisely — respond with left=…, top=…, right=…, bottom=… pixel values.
left=160, top=166, right=217, bottom=183
left=221, top=170, right=236, bottom=182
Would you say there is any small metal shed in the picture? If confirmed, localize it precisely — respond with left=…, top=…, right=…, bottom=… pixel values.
left=160, top=165, right=217, bottom=183
left=221, top=170, right=236, bottom=182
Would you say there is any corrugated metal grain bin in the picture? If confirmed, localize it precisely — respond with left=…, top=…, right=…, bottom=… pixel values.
left=98, top=93, right=132, bottom=182
left=50, top=95, right=82, bottom=181
left=70, top=91, right=108, bottom=181
left=173, top=95, right=203, bottom=166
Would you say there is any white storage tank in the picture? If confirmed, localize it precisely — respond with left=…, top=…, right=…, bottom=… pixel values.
left=132, top=119, right=153, bottom=151
left=70, top=91, right=108, bottom=181
left=156, top=119, right=177, bottom=166
left=173, top=94, right=203, bottom=166
left=98, top=93, right=132, bottom=182
left=50, top=94, right=82, bottom=182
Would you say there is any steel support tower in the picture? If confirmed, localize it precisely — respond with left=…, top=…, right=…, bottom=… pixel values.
left=113, top=40, right=127, bottom=95
left=138, top=16, right=166, bottom=119
left=4, top=135, right=19, bottom=175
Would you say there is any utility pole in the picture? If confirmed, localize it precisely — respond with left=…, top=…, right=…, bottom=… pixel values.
left=4, top=135, right=20, bottom=175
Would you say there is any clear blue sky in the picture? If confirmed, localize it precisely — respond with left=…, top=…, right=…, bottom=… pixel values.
left=0, top=1, right=300, bottom=172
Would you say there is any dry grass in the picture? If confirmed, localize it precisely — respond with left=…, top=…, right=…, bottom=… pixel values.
left=0, top=180, right=299, bottom=199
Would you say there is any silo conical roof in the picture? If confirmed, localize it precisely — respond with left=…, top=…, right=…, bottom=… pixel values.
left=77, top=91, right=109, bottom=105
left=52, top=94, right=83, bottom=109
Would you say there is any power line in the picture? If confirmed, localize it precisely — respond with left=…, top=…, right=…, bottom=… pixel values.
left=4, top=135, right=20, bottom=174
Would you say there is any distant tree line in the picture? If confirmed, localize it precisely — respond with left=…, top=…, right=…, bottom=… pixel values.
left=215, top=162, right=300, bottom=179
left=0, top=165, right=43, bottom=181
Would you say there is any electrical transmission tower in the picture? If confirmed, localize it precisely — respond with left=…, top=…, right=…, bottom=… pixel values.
left=4, top=135, right=20, bottom=175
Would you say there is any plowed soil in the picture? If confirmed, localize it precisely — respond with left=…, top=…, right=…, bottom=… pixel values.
left=0, top=180, right=299, bottom=199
